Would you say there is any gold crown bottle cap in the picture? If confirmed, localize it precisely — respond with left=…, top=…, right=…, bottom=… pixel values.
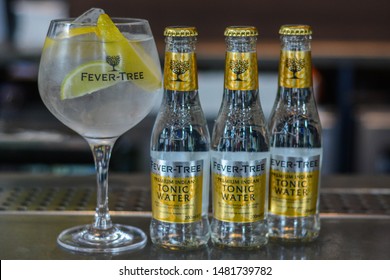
left=224, top=26, right=258, bottom=37
left=279, top=25, right=312, bottom=35
left=164, top=26, right=198, bottom=37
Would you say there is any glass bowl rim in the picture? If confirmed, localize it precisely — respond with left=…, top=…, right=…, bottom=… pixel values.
left=50, top=17, right=149, bottom=27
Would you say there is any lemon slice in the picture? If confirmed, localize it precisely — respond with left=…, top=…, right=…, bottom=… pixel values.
left=59, top=14, right=161, bottom=100
left=60, top=61, right=118, bottom=99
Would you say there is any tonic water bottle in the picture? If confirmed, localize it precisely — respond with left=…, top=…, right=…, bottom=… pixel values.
left=150, top=26, right=210, bottom=249
left=268, top=25, right=322, bottom=242
left=211, top=26, right=269, bottom=248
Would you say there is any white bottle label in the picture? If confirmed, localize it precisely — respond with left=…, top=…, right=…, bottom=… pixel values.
left=269, top=154, right=320, bottom=217
left=151, top=158, right=203, bottom=223
left=212, top=158, right=267, bottom=222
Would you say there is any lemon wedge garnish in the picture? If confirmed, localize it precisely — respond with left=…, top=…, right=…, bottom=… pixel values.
left=60, top=61, right=118, bottom=99
left=58, top=14, right=161, bottom=100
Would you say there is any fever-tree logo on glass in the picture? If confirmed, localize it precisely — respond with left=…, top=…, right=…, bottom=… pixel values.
left=170, top=60, right=190, bottom=82
left=106, top=55, right=121, bottom=71
left=286, top=58, right=305, bottom=79
left=230, top=59, right=249, bottom=81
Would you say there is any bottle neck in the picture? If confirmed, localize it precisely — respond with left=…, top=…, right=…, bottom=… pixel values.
left=163, top=36, right=198, bottom=92
left=280, top=34, right=311, bottom=51
left=165, top=36, right=197, bottom=53
left=278, top=35, right=313, bottom=89
left=224, top=36, right=258, bottom=91
left=225, top=36, right=257, bottom=52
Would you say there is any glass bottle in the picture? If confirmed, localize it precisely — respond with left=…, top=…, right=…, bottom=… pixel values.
left=210, top=26, right=269, bottom=248
left=150, top=26, right=210, bottom=250
left=268, top=25, right=322, bottom=242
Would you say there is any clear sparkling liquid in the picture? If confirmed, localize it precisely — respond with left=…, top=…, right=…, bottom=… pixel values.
left=268, top=147, right=322, bottom=242
left=150, top=89, right=210, bottom=250
left=268, top=85, right=322, bottom=242
left=211, top=88, right=269, bottom=248
left=211, top=151, right=269, bottom=248
left=38, top=36, right=161, bottom=138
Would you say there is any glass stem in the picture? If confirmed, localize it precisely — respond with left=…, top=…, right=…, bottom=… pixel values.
left=87, top=138, right=117, bottom=231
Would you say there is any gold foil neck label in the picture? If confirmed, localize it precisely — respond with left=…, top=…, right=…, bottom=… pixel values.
left=269, top=155, right=320, bottom=217
left=151, top=158, right=203, bottom=223
left=224, top=52, right=258, bottom=90
left=212, top=158, right=267, bottom=223
left=279, top=50, right=312, bottom=88
left=164, top=52, right=198, bottom=91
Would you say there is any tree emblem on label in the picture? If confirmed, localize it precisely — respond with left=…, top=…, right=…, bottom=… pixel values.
left=285, top=57, right=305, bottom=79
left=170, top=60, right=190, bottom=82
left=229, top=59, right=249, bottom=81
left=106, top=55, right=121, bottom=71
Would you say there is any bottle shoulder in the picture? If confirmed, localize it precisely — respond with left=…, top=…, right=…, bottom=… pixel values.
left=268, top=111, right=322, bottom=148
left=211, top=89, right=269, bottom=152
left=211, top=121, right=269, bottom=152
left=154, top=90, right=207, bottom=123
left=151, top=89, right=210, bottom=152
left=150, top=116, right=210, bottom=152
left=268, top=87, right=321, bottom=149
left=215, top=89, right=267, bottom=123
left=268, top=87, right=321, bottom=126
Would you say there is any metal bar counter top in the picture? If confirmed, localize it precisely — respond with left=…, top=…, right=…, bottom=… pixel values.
left=0, top=173, right=389, bottom=260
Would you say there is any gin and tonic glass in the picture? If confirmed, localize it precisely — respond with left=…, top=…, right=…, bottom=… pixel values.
left=38, top=14, right=162, bottom=253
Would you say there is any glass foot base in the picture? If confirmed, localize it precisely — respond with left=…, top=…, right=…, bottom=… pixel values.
left=57, top=224, right=147, bottom=254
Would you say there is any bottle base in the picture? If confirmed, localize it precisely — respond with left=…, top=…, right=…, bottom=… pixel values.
left=211, top=239, right=267, bottom=250
left=153, top=242, right=208, bottom=251
left=268, top=233, right=319, bottom=243
left=211, top=219, right=268, bottom=249
left=268, top=213, right=320, bottom=243
left=150, top=217, right=210, bottom=250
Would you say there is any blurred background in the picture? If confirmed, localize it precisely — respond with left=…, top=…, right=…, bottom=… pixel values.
left=0, top=0, right=389, bottom=175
